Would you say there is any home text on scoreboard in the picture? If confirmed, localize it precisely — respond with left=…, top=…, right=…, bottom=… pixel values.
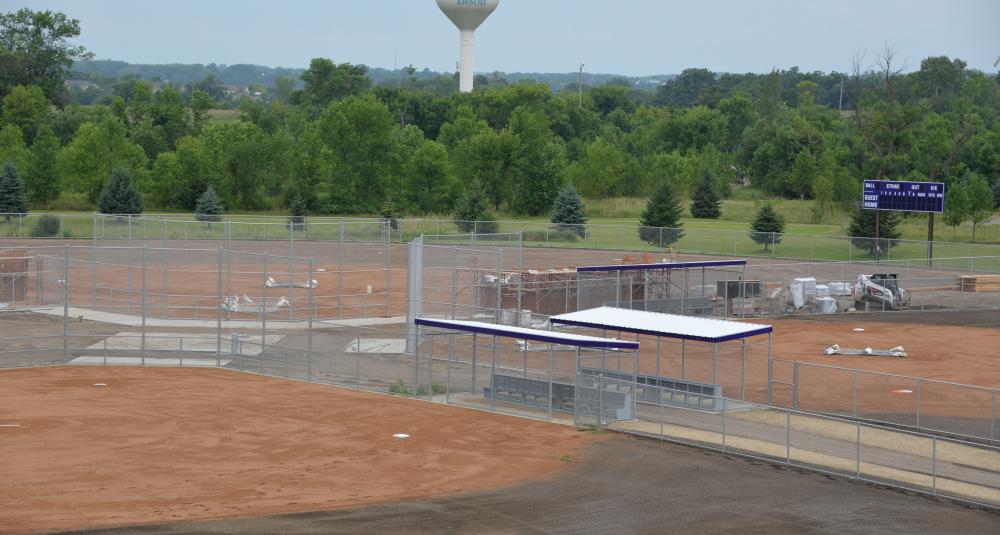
left=862, top=180, right=946, bottom=213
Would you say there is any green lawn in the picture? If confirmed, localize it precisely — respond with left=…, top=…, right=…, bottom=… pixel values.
left=7, top=207, right=1000, bottom=272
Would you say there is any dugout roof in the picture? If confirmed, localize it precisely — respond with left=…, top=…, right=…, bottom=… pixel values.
left=550, top=306, right=771, bottom=343
left=414, top=318, right=639, bottom=350
left=576, top=259, right=747, bottom=273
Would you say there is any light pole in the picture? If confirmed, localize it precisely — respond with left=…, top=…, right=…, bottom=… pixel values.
left=578, top=61, right=585, bottom=109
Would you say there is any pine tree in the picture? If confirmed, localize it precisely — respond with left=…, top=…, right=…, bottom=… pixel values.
left=848, top=205, right=900, bottom=258
left=454, top=181, right=498, bottom=234
left=550, top=184, right=587, bottom=238
left=689, top=171, right=721, bottom=219
left=0, top=162, right=28, bottom=223
left=97, top=168, right=143, bottom=216
left=287, top=194, right=308, bottom=231
left=380, top=198, right=399, bottom=231
left=638, top=180, right=684, bottom=246
left=194, top=185, right=224, bottom=223
left=748, top=203, right=785, bottom=250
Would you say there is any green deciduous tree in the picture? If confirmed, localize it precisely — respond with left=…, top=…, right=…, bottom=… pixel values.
left=508, top=105, right=566, bottom=215
left=749, top=203, right=785, bottom=250
left=316, top=96, right=397, bottom=213
left=638, top=180, right=684, bottom=246
left=26, top=124, right=59, bottom=205
left=0, top=162, right=28, bottom=220
left=943, top=180, right=970, bottom=236
left=404, top=140, right=456, bottom=214
left=0, top=124, right=29, bottom=172
left=966, top=173, right=993, bottom=242
left=194, top=185, right=223, bottom=223
left=452, top=128, right=518, bottom=212
left=0, top=8, right=93, bottom=104
left=1, top=84, right=48, bottom=141
left=689, top=171, right=721, bottom=218
left=297, top=58, right=370, bottom=107
left=566, top=137, right=633, bottom=198
left=98, top=167, right=143, bottom=215
left=550, top=184, right=587, bottom=237
left=189, top=90, right=214, bottom=132
left=56, top=117, right=147, bottom=203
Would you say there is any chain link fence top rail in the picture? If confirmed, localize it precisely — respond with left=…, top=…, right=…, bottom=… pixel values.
left=4, top=213, right=1000, bottom=269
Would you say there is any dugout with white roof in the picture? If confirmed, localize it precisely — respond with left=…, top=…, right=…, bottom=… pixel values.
left=413, top=317, right=640, bottom=424
left=550, top=306, right=773, bottom=403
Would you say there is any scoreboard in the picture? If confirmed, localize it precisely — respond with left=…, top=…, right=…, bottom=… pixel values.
left=862, top=180, right=946, bottom=213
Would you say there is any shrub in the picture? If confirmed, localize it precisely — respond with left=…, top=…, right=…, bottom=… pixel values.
left=522, top=229, right=579, bottom=243
left=30, top=214, right=61, bottom=237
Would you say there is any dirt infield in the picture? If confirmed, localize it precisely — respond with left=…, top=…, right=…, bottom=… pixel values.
left=67, top=436, right=1000, bottom=535
left=0, top=366, right=594, bottom=534
left=767, top=317, right=1000, bottom=388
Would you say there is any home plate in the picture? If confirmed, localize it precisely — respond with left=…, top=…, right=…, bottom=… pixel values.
left=892, top=389, right=913, bottom=395
left=393, top=433, right=410, bottom=439
left=71, top=356, right=231, bottom=367
left=345, top=338, right=406, bottom=354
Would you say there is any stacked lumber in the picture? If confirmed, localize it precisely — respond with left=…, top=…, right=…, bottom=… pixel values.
left=957, top=275, right=1000, bottom=292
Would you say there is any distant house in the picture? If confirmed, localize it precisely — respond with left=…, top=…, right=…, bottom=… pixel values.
left=64, top=79, right=98, bottom=90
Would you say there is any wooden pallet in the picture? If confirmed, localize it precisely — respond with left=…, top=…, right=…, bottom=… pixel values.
left=956, top=275, right=1000, bottom=292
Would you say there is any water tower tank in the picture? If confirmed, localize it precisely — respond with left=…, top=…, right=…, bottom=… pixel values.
left=436, top=0, right=499, bottom=92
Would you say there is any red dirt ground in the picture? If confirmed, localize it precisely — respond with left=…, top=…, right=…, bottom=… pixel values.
left=0, top=366, right=596, bottom=534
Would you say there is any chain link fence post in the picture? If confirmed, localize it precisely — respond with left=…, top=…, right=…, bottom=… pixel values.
left=62, top=244, right=69, bottom=363
left=162, top=223, right=168, bottom=319
left=307, top=256, right=314, bottom=382
left=141, top=246, right=147, bottom=366
left=338, top=222, right=344, bottom=319
left=216, top=247, right=223, bottom=367
left=91, top=212, right=97, bottom=308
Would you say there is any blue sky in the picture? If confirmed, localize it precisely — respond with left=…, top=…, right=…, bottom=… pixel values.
left=9, top=0, right=1000, bottom=75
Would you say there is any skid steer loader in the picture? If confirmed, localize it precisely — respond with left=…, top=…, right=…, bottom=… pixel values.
left=855, top=273, right=910, bottom=311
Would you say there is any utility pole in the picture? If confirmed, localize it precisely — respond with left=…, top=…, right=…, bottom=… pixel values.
left=838, top=75, right=845, bottom=112
left=578, top=61, right=585, bottom=109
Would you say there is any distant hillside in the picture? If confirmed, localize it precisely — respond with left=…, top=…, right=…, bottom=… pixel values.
left=71, top=59, right=673, bottom=91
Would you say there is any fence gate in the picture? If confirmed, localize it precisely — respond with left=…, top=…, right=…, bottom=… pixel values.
left=575, top=350, right=637, bottom=427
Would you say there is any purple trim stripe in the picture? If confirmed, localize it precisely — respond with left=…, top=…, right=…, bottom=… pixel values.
left=576, top=259, right=748, bottom=273
left=414, top=318, right=639, bottom=350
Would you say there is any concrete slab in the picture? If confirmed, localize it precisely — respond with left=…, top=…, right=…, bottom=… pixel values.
left=70, top=357, right=232, bottom=367
left=85, top=332, right=283, bottom=356
left=32, top=307, right=407, bottom=329
left=343, top=338, right=406, bottom=354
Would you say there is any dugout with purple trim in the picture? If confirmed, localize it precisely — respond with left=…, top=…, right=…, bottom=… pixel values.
left=412, top=317, right=641, bottom=426
left=574, top=259, right=763, bottom=318
left=550, top=307, right=774, bottom=407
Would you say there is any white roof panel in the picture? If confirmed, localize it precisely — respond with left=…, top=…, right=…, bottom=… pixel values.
left=550, top=307, right=771, bottom=343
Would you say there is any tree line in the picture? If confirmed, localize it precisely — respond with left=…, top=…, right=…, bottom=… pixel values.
left=1, top=8, right=999, bottom=245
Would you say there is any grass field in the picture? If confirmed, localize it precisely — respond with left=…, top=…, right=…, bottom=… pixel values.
left=4, top=207, right=1000, bottom=271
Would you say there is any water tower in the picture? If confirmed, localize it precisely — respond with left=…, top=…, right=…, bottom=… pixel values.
left=436, top=0, right=499, bottom=92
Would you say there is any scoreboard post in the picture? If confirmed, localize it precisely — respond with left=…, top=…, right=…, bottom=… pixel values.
left=862, top=180, right=946, bottom=264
